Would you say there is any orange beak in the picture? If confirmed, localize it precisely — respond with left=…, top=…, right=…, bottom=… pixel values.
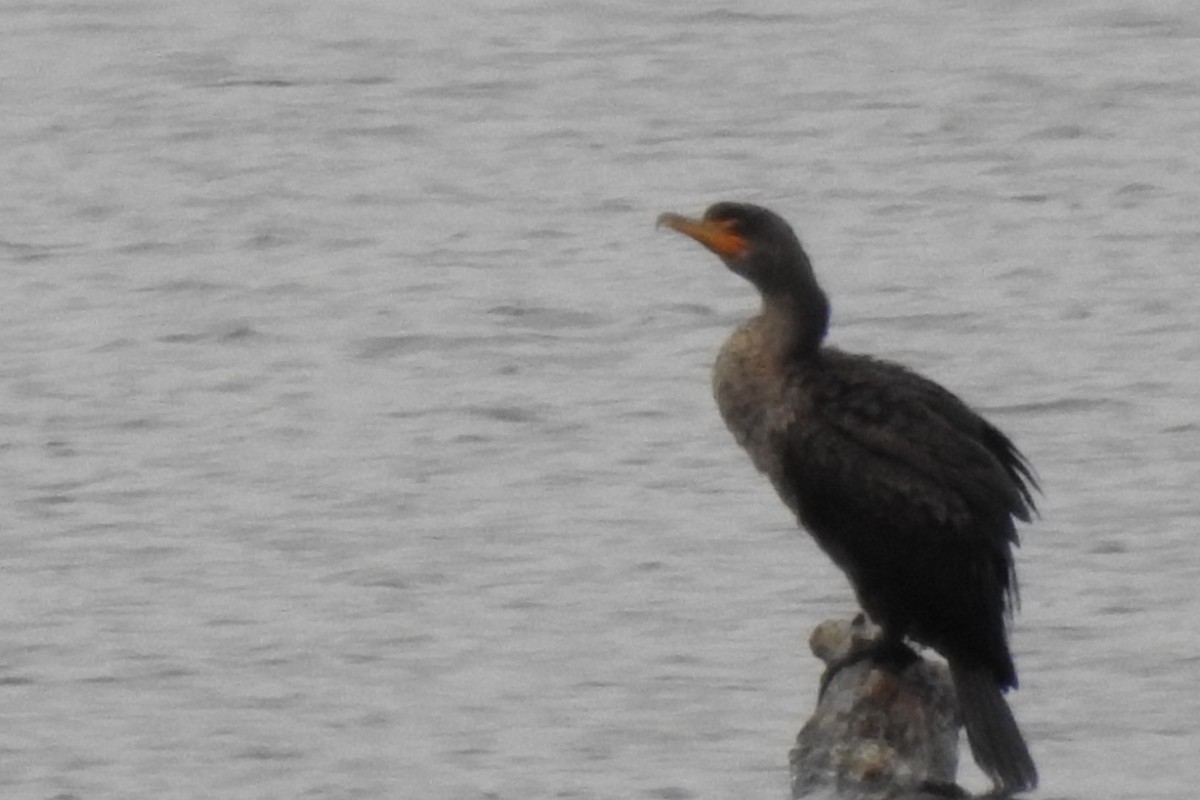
left=657, top=212, right=748, bottom=258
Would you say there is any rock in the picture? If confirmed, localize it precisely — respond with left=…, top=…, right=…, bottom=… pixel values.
left=789, top=616, right=964, bottom=799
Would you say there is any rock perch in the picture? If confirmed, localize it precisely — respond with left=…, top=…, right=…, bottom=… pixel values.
left=790, top=616, right=967, bottom=799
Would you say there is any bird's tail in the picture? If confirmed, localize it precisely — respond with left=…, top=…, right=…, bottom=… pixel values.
left=950, top=661, right=1038, bottom=795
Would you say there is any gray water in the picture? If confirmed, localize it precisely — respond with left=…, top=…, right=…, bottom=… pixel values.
left=3, top=1, right=1200, bottom=798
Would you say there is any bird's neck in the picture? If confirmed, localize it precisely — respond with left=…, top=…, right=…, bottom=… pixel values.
left=759, top=274, right=829, bottom=358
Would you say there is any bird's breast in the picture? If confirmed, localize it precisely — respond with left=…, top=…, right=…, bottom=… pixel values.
left=712, top=323, right=811, bottom=480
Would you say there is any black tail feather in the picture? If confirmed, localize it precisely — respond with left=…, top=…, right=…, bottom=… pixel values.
left=950, top=662, right=1038, bottom=795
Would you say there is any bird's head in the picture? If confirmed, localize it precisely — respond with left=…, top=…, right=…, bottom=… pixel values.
left=657, top=202, right=810, bottom=294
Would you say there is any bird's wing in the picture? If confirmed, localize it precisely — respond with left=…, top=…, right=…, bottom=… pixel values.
left=863, top=355, right=1038, bottom=518
left=782, top=355, right=1032, bottom=542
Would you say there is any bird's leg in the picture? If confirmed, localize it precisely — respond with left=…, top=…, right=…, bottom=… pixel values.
left=817, top=617, right=920, bottom=697
left=871, top=633, right=920, bottom=671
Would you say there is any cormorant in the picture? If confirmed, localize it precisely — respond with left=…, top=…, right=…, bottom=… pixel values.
left=658, top=202, right=1039, bottom=794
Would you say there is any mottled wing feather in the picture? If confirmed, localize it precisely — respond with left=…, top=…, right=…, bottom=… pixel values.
left=863, top=353, right=1039, bottom=517
left=778, top=353, right=1032, bottom=626
left=784, top=418, right=976, bottom=535
left=812, top=351, right=1037, bottom=529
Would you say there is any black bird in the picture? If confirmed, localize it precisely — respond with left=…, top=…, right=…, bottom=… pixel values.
left=658, top=202, right=1038, bottom=794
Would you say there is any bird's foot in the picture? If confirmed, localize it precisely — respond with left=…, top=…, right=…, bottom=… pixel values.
left=818, top=635, right=920, bottom=698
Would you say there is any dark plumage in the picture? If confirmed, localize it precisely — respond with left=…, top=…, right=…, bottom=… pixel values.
left=658, top=202, right=1038, bottom=794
